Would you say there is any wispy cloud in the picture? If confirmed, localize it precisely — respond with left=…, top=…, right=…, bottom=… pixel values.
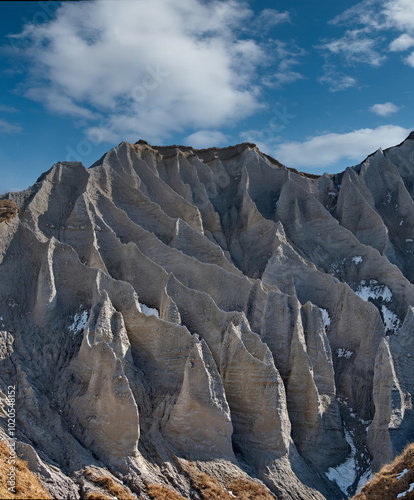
left=0, top=105, right=18, bottom=113
left=320, top=30, right=386, bottom=66
left=272, top=125, right=411, bottom=169
left=369, top=102, right=401, bottom=116
left=9, top=0, right=300, bottom=145
left=251, top=9, right=291, bottom=32
left=319, top=0, right=414, bottom=84
left=0, top=118, right=22, bottom=134
left=319, top=65, right=357, bottom=92
left=262, top=40, right=305, bottom=88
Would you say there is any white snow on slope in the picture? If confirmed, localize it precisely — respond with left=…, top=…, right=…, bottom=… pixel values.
left=352, top=256, right=363, bottom=265
left=398, top=482, right=414, bottom=498
left=355, top=468, right=373, bottom=494
left=355, top=280, right=392, bottom=302
left=381, top=305, right=401, bottom=334
left=336, top=348, right=353, bottom=359
left=69, top=310, right=89, bottom=334
left=139, top=303, right=159, bottom=317
left=319, top=308, right=331, bottom=328
left=326, top=429, right=358, bottom=496
left=397, top=469, right=409, bottom=480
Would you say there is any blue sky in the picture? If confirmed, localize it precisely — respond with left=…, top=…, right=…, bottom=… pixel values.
left=0, top=0, right=413, bottom=193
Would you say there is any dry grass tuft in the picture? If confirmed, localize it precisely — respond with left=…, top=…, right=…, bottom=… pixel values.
left=226, top=477, right=276, bottom=499
left=146, top=483, right=186, bottom=499
left=352, top=443, right=414, bottom=500
left=187, top=468, right=231, bottom=499
left=0, top=439, right=51, bottom=499
left=181, top=462, right=274, bottom=500
left=85, top=468, right=138, bottom=500
left=0, top=200, right=19, bottom=224
left=85, top=492, right=114, bottom=500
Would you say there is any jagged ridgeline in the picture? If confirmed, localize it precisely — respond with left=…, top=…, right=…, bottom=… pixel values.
left=1, top=134, right=414, bottom=499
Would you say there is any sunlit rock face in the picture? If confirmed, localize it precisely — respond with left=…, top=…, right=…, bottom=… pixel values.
left=1, top=135, right=414, bottom=499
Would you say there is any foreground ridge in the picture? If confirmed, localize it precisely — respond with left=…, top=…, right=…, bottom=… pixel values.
left=1, top=135, right=414, bottom=499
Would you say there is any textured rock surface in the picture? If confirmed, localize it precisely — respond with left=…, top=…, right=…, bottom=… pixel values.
left=1, top=135, right=414, bottom=498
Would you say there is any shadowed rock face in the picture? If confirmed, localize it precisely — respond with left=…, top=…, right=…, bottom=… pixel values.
left=1, top=135, right=414, bottom=499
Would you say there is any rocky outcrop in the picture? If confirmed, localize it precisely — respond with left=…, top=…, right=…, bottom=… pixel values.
left=1, top=134, right=414, bottom=499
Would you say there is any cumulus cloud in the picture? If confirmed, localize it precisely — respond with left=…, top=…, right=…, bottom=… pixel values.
left=11, top=0, right=297, bottom=144
left=369, top=102, right=401, bottom=116
left=272, top=125, right=411, bottom=168
left=405, top=51, right=414, bottom=67
left=184, top=130, right=229, bottom=148
left=389, top=33, right=414, bottom=51
left=384, top=0, right=414, bottom=32
left=0, top=118, right=22, bottom=134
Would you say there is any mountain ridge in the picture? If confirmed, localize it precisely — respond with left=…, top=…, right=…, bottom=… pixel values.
left=1, top=134, right=414, bottom=499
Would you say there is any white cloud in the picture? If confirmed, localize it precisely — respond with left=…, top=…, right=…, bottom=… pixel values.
left=319, top=66, right=357, bottom=92
left=325, top=0, right=414, bottom=72
left=405, top=51, right=414, bottom=67
left=12, top=0, right=283, bottom=144
left=262, top=40, right=305, bottom=88
left=369, top=102, right=400, bottom=116
left=184, top=130, right=229, bottom=148
left=0, top=118, right=22, bottom=134
left=252, top=9, right=290, bottom=32
left=389, top=33, right=414, bottom=51
left=320, top=30, right=386, bottom=66
left=383, top=0, right=414, bottom=32
left=272, top=125, right=411, bottom=168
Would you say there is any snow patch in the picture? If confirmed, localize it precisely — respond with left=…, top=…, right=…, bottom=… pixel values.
left=326, top=429, right=358, bottom=496
left=355, top=468, right=373, bottom=494
left=397, top=469, right=409, bottom=480
left=352, top=256, right=363, bottom=265
left=405, top=238, right=413, bottom=242
left=355, top=280, right=392, bottom=303
left=319, top=308, right=331, bottom=328
left=381, top=305, right=401, bottom=334
left=336, top=348, right=353, bottom=359
left=69, top=310, right=89, bottom=334
left=398, top=482, right=414, bottom=498
left=139, top=303, right=159, bottom=318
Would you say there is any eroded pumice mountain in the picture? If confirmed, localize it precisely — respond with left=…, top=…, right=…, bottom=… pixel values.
left=1, top=134, right=414, bottom=499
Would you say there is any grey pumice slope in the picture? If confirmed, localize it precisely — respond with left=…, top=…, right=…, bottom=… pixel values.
left=1, top=135, right=414, bottom=499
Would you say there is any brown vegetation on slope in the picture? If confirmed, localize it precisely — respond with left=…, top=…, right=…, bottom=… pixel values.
left=146, top=483, right=187, bottom=499
left=0, top=439, right=51, bottom=499
left=85, top=467, right=138, bottom=500
left=181, top=462, right=275, bottom=500
left=0, top=200, right=19, bottom=224
left=353, top=443, right=414, bottom=500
